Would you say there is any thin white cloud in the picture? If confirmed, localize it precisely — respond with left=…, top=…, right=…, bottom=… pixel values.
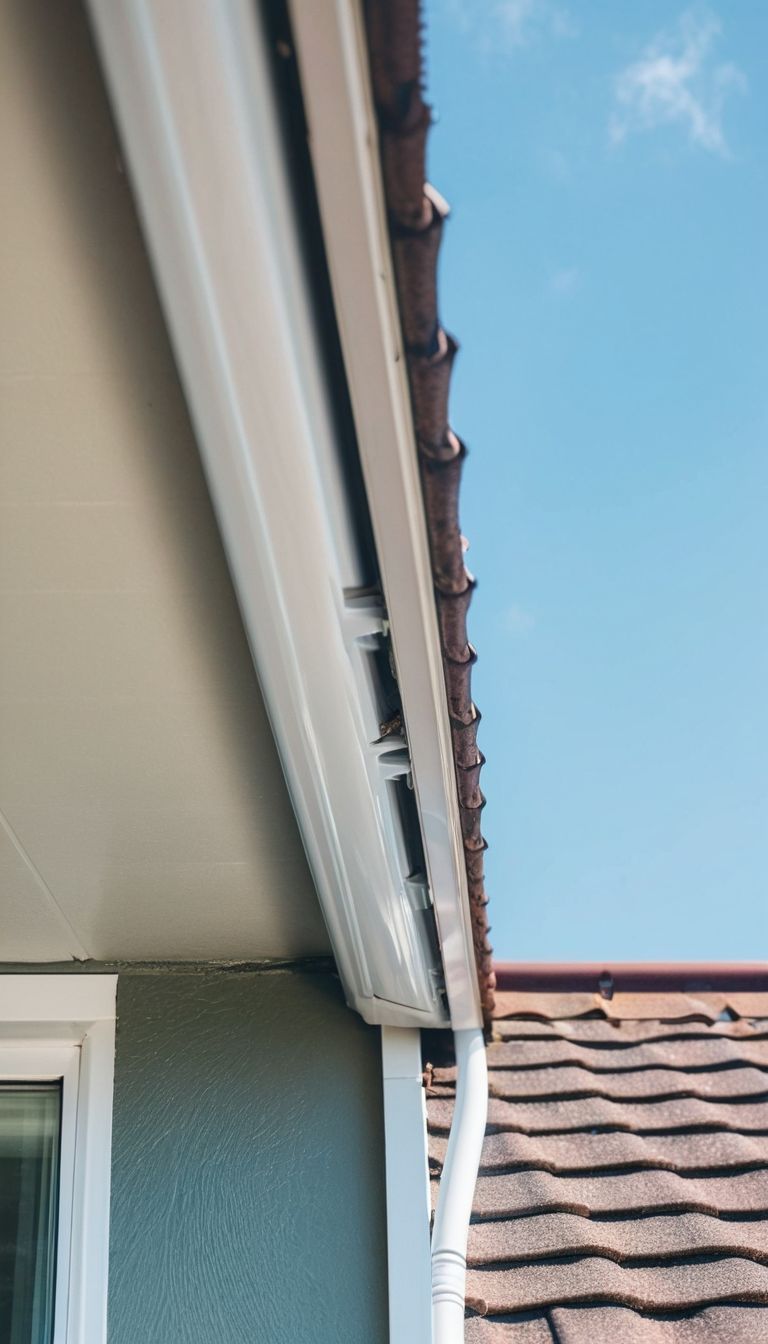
left=550, top=266, right=582, bottom=296
left=542, top=147, right=575, bottom=184
left=449, top=0, right=576, bottom=52
left=503, top=604, right=535, bottom=636
left=611, top=8, right=745, bottom=155
left=494, top=0, right=535, bottom=47
left=497, top=0, right=552, bottom=48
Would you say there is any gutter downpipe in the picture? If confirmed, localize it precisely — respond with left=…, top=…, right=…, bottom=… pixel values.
left=431, top=1028, right=488, bottom=1343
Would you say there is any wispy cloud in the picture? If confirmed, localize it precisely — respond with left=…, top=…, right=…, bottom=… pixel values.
left=449, top=0, right=576, bottom=53
left=610, top=8, right=745, bottom=156
left=543, top=148, right=574, bottom=184
left=496, top=0, right=575, bottom=48
left=549, top=266, right=582, bottom=296
left=502, top=604, right=535, bottom=636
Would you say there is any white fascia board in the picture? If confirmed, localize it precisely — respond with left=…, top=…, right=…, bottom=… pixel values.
left=86, top=0, right=448, bottom=1027
left=289, top=2, right=483, bottom=1030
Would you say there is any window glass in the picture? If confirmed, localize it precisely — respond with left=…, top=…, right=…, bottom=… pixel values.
left=0, top=1087, right=60, bottom=1344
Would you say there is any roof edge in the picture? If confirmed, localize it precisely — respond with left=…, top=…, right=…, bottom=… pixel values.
left=361, top=0, right=495, bottom=1025
left=289, top=0, right=487, bottom=1028
left=494, top=962, right=768, bottom=993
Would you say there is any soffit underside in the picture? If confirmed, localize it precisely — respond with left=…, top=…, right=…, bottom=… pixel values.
left=0, top=1, right=328, bottom=962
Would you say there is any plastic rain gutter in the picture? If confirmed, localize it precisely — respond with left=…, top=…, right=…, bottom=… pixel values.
left=288, top=0, right=483, bottom=1032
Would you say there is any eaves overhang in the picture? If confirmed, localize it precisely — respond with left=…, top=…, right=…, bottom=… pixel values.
left=87, top=0, right=482, bottom=1029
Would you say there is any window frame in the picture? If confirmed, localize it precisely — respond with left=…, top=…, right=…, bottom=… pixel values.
left=0, top=976, right=117, bottom=1344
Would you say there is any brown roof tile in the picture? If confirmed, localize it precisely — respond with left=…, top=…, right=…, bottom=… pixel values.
left=426, top=989, right=768, bottom=1332
left=467, top=1212, right=768, bottom=1269
left=463, top=1167, right=768, bottom=1220
left=495, top=1018, right=768, bottom=1042
left=549, top=1305, right=768, bottom=1343
left=435, top=1062, right=768, bottom=1100
left=430, top=1129, right=768, bottom=1177
left=364, top=0, right=494, bottom=1024
left=466, top=1318, right=554, bottom=1343
left=429, top=1092, right=768, bottom=1135
left=728, top=996, right=768, bottom=1018
left=493, top=992, right=731, bottom=1023
left=466, top=1306, right=768, bottom=1343
left=493, top=993, right=602, bottom=1023
left=482, top=1036, right=768, bottom=1069
left=466, top=1258, right=768, bottom=1316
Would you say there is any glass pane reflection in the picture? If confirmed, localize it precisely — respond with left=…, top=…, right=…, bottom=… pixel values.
left=0, top=1086, right=60, bottom=1344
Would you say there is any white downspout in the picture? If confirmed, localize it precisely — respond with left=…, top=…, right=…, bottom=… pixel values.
left=431, top=1028, right=488, bottom=1343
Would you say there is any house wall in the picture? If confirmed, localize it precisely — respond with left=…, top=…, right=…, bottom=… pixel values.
left=106, top=967, right=388, bottom=1344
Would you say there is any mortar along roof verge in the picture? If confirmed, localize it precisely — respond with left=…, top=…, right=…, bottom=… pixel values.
left=364, top=0, right=494, bottom=1025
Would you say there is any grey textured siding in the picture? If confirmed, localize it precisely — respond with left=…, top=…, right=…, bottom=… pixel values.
left=107, top=968, right=388, bottom=1343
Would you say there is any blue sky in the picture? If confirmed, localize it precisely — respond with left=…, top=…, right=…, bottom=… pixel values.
left=424, top=1, right=768, bottom=961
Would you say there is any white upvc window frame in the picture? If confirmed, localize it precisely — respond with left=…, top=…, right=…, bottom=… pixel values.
left=0, top=975, right=117, bottom=1344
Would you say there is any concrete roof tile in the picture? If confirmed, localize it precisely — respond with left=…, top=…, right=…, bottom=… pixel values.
left=466, top=1257, right=768, bottom=1316
left=427, top=989, right=768, bottom=1329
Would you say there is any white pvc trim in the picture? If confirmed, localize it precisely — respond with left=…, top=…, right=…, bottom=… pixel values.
left=0, top=975, right=117, bottom=1344
left=381, top=1027, right=433, bottom=1343
left=289, top=0, right=483, bottom=1030
left=87, top=0, right=452, bottom=1029
left=0, top=975, right=116, bottom=1024
left=431, top=1029, right=488, bottom=1343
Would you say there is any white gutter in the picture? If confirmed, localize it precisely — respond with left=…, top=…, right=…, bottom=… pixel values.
left=432, top=1030, right=488, bottom=1343
left=87, top=0, right=450, bottom=1029
left=289, top=0, right=483, bottom=1032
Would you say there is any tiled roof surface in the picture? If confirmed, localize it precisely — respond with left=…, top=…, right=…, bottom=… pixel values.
left=364, top=0, right=494, bottom=1023
left=426, top=991, right=768, bottom=1340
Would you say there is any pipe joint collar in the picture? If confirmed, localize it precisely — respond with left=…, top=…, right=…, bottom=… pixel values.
left=432, top=1248, right=467, bottom=1308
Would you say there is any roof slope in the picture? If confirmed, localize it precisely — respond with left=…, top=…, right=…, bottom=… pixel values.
left=364, top=0, right=494, bottom=1022
left=427, top=991, right=768, bottom=1340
